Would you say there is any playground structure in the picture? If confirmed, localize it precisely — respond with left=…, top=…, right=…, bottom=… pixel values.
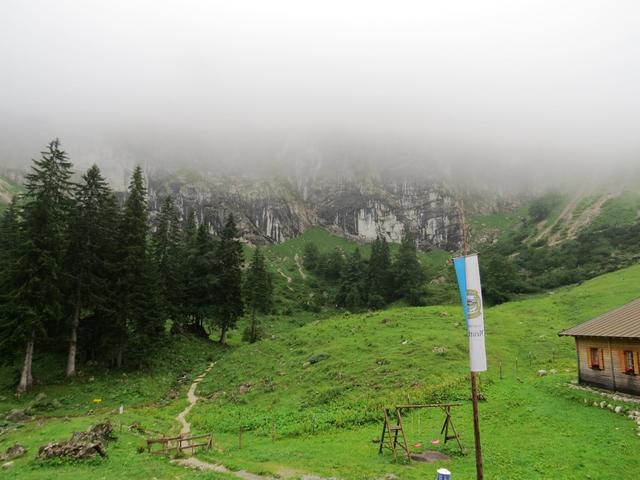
left=379, top=403, right=464, bottom=462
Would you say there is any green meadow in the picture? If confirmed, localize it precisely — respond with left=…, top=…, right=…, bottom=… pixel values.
left=2, top=235, right=640, bottom=478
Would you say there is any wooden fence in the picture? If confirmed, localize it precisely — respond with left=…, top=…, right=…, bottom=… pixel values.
left=146, top=433, right=213, bottom=455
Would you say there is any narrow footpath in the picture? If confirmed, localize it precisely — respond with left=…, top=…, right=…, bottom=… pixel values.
left=171, top=361, right=277, bottom=479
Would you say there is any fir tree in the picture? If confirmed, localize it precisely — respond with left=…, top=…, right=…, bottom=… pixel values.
left=393, top=225, right=426, bottom=305
left=63, top=165, right=115, bottom=376
left=8, top=139, right=73, bottom=392
left=367, top=235, right=392, bottom=307
left=113, top=166, right=161, bottom=366
left=153, top=195, right=184, bottom=324
left=183, top=222, right=218, bottom=333
left=244, top=247, right=273, bottom=343
left=0, top=198, right=20, bottom=359
left=302, top=242, right=320, bottom=271
left=215, top=214, right=243, bottom=344
left=336, top=248, right=367, bottom=310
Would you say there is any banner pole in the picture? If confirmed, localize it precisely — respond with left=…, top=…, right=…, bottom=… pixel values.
left=471, top=371, right=484, bottom=480
left=460, top=198, right=484, bottom=480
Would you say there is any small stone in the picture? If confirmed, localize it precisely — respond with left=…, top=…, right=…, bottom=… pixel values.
left=600, top=401, right=607, bottom=408
left=1, top=461, right=14, bottom=470
left=537, top=370, right=547, bottom=377
left=34, top=392, right=47, bottom=403
left=607, top=404, right=614, bottom=411
left=5, top=409, right=30, bottom=423
left=302, top=362, right=311, bottom=368
left=615, top=406, right=623, bottom=414
left=549, top=369, right=557, bottom=375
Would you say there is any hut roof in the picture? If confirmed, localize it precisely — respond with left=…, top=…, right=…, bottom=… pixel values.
left=559, top=298, right=640, bottom=338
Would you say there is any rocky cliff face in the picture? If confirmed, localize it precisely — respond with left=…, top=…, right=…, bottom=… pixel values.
left=148, top=170, right=464, bottom=251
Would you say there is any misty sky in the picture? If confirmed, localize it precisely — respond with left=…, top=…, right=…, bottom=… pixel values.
left=1, top=1, right=639, bottom=181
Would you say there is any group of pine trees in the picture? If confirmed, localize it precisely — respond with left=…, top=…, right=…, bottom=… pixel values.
left=302, top=227, right=426, bottom=310
left=0, top=140, right=272, bottom=393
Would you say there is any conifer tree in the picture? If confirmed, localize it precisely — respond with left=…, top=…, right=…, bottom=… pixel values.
left=153, top=195, right=183, bottom=324
left=83, top=187, right=121, bottom=363
left=8, top=139, right=73, bottom=392
left=303, top=242, right=320, bottom=271
left=393, top=225, right=426, bottom=305
left=244, top=247, right=272, bottom=343
left=367, top=235, right=392, bottom=307
left=215, top=214, right=243, bottom=344
left=336, top=248, right=367, bottom=310
left=184, top=222, right=218, bottom=333
left=0, top=198, right=20, bottom=359
left=113, top=166, right=161, bottom=366
left=63, top=165, right=115, bottom=376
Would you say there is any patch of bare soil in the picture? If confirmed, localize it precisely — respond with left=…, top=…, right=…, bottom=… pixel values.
left=410, top=450, right=451, bottom=463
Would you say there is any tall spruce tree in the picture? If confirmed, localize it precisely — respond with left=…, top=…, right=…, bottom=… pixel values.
left=63, top=165, right=114, bottom=376
left=153, top=195, right=184, bottom=324
left=336, top=248, right=367, bottom=310
left=114, top=166, right=161, bottom=366
left=84, top=187, right=121, bottom=363
left=244, top=247, right=272, bottom=343
left=393, top=225, right=426, bottom=305
left=0, top=198, right=20, bottom=359
left=215, top=214, right=243, bottom=344
left=184, top=222, right=218, bottom=333
left=367, top=235, right=392, bottom=307
left=9, top=140, right=73, bottom=392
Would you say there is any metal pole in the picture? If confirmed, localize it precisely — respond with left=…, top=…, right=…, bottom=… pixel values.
left=471, top=371, right=484, bottom=480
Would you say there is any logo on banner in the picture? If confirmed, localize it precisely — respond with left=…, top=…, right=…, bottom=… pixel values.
left=466, top=289, right=482, bottom=319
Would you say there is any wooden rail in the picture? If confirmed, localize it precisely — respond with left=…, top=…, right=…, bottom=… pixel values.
left=146, top=432, right=213, bottom=455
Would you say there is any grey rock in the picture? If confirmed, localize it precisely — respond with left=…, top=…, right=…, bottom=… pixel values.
left=0, top=444, right=26, bottom=461
left=5, top=409, right=30, bottom=423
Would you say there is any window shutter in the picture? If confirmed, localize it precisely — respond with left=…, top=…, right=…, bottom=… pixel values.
left=635, top=352, right=640, bottom=375
left=599, top=349, right=605, bottom=370
left=619, top=350, right=626, bottom=373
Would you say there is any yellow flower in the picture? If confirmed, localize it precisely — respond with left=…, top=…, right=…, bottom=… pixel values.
left=92, top=398, right=102, bottom=404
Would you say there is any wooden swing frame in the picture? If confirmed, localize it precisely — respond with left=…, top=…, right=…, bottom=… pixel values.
left=379, top=403, right=465, bottom=462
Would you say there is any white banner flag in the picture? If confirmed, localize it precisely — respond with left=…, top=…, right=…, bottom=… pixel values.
left=453, top=254, right=487, bottom=372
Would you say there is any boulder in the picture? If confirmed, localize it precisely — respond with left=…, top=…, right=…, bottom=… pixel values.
left=5, top=409, right=30, bottom=423
left=0, top=444, right=26, bottom=461
left=38, top=421, right=114, bottom=461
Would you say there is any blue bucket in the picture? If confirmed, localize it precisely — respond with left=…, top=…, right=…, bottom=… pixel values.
left=435, top=468, right=451, bottom=480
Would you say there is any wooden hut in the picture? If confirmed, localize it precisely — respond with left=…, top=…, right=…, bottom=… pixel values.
left=559, top=299, right=640, bottom=395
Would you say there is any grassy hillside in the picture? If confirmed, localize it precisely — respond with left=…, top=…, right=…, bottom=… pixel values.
left=187, top=263, right=640, bottom=479
left=257, top=227, right=455, bottom=316
left=2, top=240, right=640, bottom=478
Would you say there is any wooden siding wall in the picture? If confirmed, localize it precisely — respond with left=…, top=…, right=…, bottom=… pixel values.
left=576, top=337, right=640, bottom=395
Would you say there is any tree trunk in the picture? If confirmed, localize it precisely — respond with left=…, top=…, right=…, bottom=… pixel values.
left=250, top=307, right=257, bottom=343
left=66, top=299, right=81, bottom=377
left=17, top=333, right=34, bottom=393
left=219, top=324, right=228, bottom=345
left=116, top=345, right=123, bottom=368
